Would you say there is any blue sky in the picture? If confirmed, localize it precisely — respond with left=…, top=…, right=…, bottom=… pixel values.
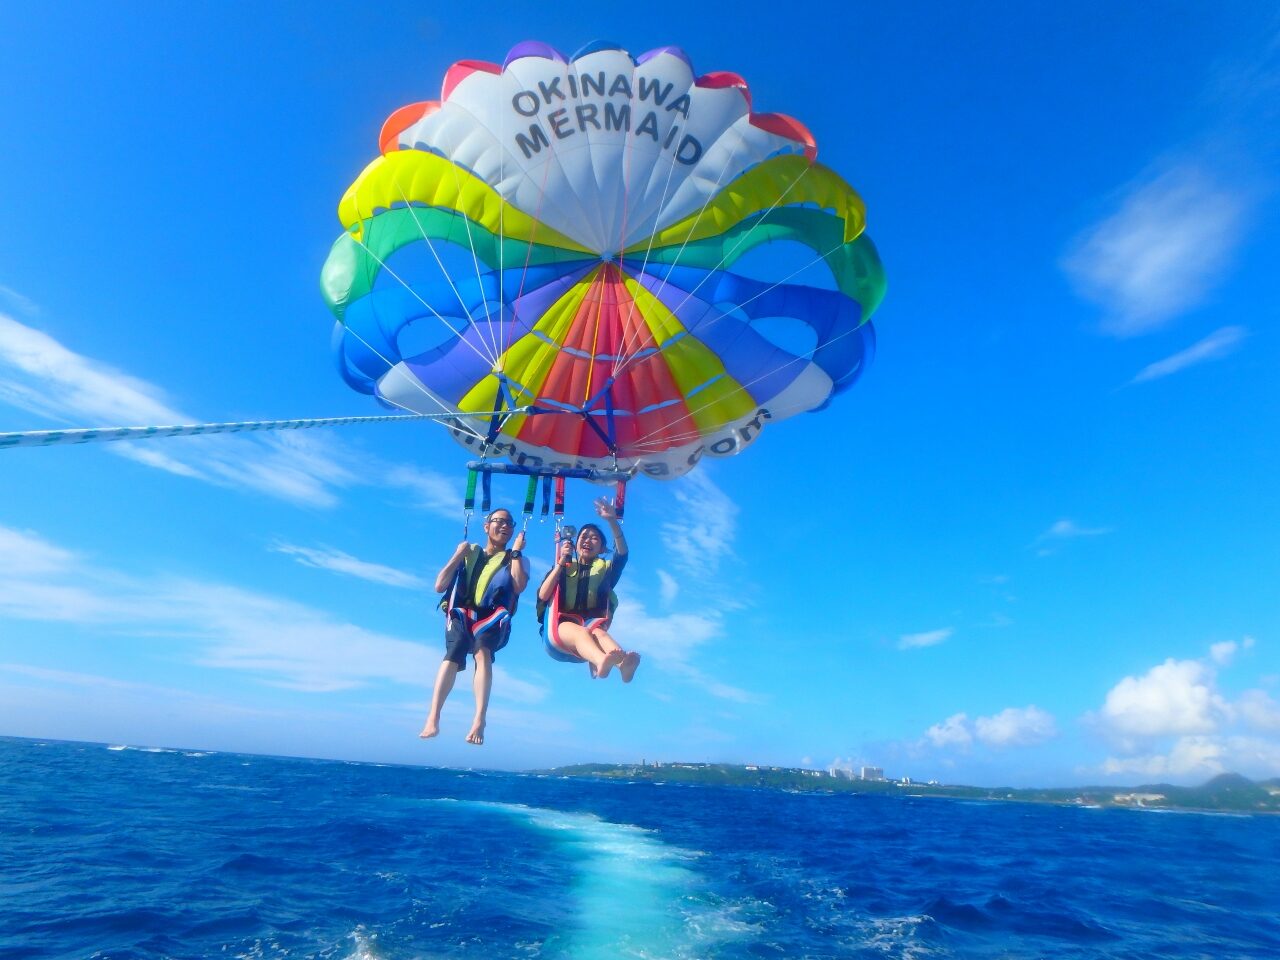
left=1, top=1, right=1277, bottom=786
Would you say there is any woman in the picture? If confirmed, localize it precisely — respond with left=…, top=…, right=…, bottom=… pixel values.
left=538, top=497, right=640, bottom=682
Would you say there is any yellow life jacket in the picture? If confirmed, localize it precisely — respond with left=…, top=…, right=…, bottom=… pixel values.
left=451, top=546, right=514, bottom=612
left=561, top=558, right=614, bottom=616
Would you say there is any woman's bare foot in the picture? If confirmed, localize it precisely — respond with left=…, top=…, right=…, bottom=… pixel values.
left=419, top=719, right=440, bottom=739
left=620, top=652, right=641, bottom=683
left=465, top=720, right=485, bottom=745
left=596, top=649, right=624, bottom=679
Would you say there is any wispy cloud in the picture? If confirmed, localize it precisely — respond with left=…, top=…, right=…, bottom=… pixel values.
left=0, top=285, right=39, bottom=316
left=656, top=569, right=679, bottom=605
left=659, top=471, right=739, bottom=580
left=1062, top=165, right=1247, bottom=336
left=0, top=314, right=360, bottom=507
left=272, top=543, right=428, bottom=590
left=1129, top=325, right=1247, bottom=385
left=612, top=596, right=762, bottom=704
left=1210, top=635, right=1255, bottom=667
left=898, top=627, right=952, bottom=650
left=1034, top=518, right=1112, bottom=556
left=0, top=522, right=546, bottom=702
left=386, top=465, right=463, bottom=519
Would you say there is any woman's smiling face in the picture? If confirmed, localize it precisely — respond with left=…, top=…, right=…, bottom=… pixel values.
left=576, top=526, right=604, bottom=560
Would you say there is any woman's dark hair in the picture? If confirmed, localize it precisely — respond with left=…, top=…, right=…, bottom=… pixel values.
left=576, top=522, right=609, bottom=553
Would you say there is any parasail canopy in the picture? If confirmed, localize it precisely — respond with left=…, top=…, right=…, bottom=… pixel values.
left=322, top=41, right=886, bottom=480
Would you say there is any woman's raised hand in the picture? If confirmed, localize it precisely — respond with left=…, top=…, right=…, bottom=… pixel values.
left=557, top=539, right=573, bottom=564
left=594, top=497, right=617, bottom=521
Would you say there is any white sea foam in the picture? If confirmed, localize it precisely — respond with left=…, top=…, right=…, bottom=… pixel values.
left=433, top=799, right=751, bottom=959
left=344, top=925, right=382, bottom=959
left=855, top=914, right=939, bottom=958
left=106, top=744, right=127, bottom=751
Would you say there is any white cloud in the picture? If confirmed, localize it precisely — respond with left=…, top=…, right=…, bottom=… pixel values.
left=660, top=471, right=739, bottom=579
left=273, top=543, right=428, bottom=590
left=0, top=312, right=181, bottom=424
left=1039, top=519, right=1112, bottom=541
left=386, top=465, right=463, bottom=519
left=924, top=705, right=1057, bottom=751
left=0, top=523, right=547, bottom=702
left=610, top=596, right=761, bottom=704
left=1129, top=326, right=1247, bottom=385
left=0, top=285, right=39, bottom=316
left=926, top=713, right=973, bottom=749
left=1101, top=735, right=1225, bottom=778
left=656, top=569, right=679, bottom=605
left=1034, top=518, right=1112, bottom=556
left=1238, top=690, right=1280, bottom=732
left=0, top=525, right=76, bottom=577
left=1090, top=639, right=1280, bottom=779
left=0, top=314, right=361, bottom=507
left=899, top=627, right=952, bottom=650
left=974, top=706, right=1058, bottom=747
left=1100, top=658, right=1228, bottom=737
left=1210, top=636, right=1254, bottom=666
left=1062, top=165, right=1247, bottom=335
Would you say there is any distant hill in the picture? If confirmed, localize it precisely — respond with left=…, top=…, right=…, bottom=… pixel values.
left=532, top=763, right=1280, bottom=813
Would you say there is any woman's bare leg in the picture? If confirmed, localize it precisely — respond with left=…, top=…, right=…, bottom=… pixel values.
left=557, top=621, right=624, bottom=678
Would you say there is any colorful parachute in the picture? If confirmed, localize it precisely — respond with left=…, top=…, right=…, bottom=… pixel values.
left=321, top=41, right=885, bottom=479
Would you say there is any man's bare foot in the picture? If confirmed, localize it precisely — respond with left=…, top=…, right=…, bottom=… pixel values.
left=465, top=720, right=485, bottom=745
left=620, top=652, right=641, bottom=683
left=419, top=719, right=440, bottom=739
left=596, top=649, right=624, bottom=680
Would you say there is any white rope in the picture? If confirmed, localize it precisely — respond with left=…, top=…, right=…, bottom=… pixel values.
left=0, top=413, right=445, bottom=450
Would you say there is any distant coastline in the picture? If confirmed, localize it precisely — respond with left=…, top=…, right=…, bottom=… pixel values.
left=535, top=762, right=1280, bottom=814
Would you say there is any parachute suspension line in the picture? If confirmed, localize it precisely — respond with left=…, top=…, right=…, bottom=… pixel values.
left=347, top=233, right=497, bottom=368
left=611, top=99, right=688, bottom=377
left=610, top=128, right=750, bottom=378
left=338, top=321, right=488, bottom=443
left=388, top=175, right=491, bottom=353
left=503, top=134, right=559, bottom=363
left=625, top=279, right=869, bottom=451
left=440, top=146, right=500, bottom=360
left=498, top=90, right=506, bottom=367
left=611, top=162, right=815, bottom=387
left=480, top=469, right=493, bottom=514
left=620, top=232, right=847, bottom=453
left=663, top=165, right=813, bottom=320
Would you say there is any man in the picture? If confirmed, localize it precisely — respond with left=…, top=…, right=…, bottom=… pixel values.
left=419, top=508, right=528, bottom=745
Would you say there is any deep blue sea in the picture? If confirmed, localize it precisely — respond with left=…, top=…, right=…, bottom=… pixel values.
left=2, top=738, right=1279, bottom=960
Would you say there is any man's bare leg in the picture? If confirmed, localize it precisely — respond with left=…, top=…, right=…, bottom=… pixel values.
left=466, top=648, right=492, bottom=745
left=420, top=660, right=460, bottom=738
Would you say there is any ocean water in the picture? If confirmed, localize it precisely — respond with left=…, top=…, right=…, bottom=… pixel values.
left=2, top=738, right=1278, bottom=960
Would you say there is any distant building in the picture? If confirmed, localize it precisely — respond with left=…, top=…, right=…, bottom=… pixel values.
left=1113, top=792, right=1166, bottom=806
left=860, top=766, right=885, bottom=781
